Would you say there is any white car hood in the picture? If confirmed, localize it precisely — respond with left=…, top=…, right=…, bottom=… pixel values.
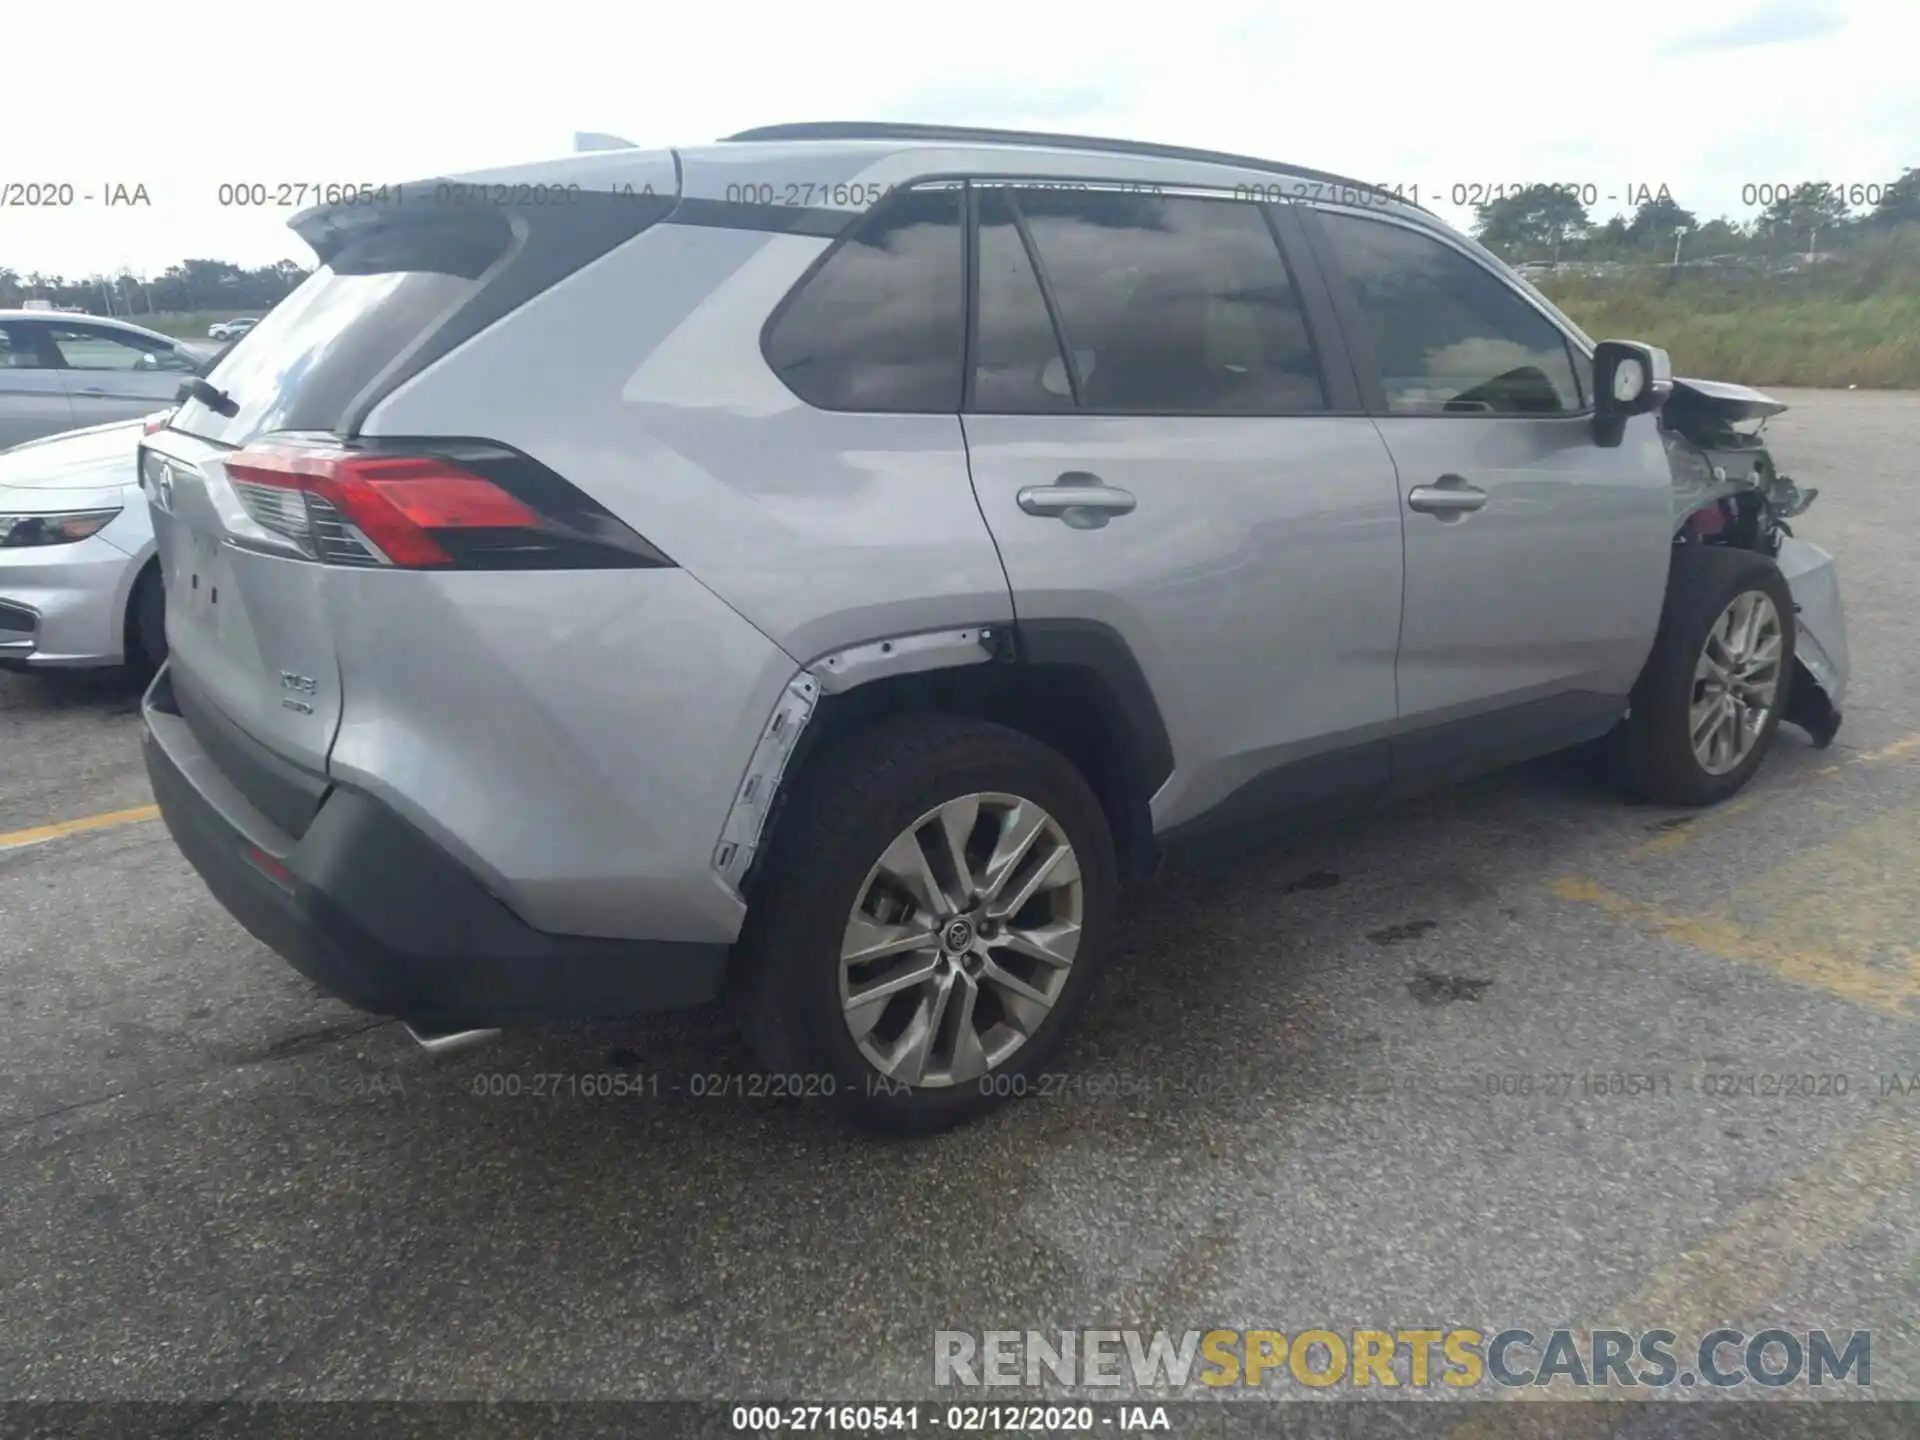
left=0, top=417, right=147, bottom=499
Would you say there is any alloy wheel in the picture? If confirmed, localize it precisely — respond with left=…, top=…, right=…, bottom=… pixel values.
left=837, top=792, right=1084, bottom=1088
left=1690, top=589, right=1784, bottom=775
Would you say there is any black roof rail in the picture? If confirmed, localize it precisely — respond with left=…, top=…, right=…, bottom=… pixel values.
left=720, top=121, right=1425, bottom=212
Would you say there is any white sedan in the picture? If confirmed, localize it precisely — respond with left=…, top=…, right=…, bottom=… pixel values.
left=0, top=413, right=166, bottom=673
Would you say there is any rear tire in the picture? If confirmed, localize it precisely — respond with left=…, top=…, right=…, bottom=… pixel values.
left=126, top=562, right=167, bottom=675
left=1609, top=545, right=1795, bottom=806
left=732, top=714, right=1118, bottom=1135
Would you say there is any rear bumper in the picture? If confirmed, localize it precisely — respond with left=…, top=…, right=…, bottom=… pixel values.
left=142, top=663, right=730, bottom=1029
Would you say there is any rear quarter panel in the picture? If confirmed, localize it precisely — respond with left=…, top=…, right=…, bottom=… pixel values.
left=360, top=214, right=1014, bottom=667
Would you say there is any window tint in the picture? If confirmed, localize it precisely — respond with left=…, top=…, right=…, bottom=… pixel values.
left=1315, top=212, right=1582, bottom=416
left=972, top=188, right=1074, bottom=412
left=0, top=325, right=41, bottom=369
left=764, top=187, right=964, bottom=413
left=1008, top=189, right=1327, bottom=415
left=45, top=325, right=193, bottom=373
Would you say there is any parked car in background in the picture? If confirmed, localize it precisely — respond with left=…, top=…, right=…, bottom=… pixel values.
left=0, top=412, right=168, bottom=672
left=208, top=318, right=260, bottom=341
left=0, top=311, right=206, bottom=450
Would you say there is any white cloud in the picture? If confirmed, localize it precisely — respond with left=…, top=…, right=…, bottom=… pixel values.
left=2, top=0, right=1912, bottom=276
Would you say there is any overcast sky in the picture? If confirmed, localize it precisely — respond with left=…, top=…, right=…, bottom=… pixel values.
left=4, top=0, right=1914, bottom=277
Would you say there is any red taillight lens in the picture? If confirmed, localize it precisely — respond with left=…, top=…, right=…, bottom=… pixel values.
left=226, top=444, right=540, bottom=568
left=219, top=438, right=671, bottom=571
left=143, top=409, right=174, bottom=435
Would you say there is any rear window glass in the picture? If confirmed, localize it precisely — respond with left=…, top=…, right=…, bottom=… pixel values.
left=168, top=267, right=484, bottom=446
left=167, top=200, right=609, bottom=447
left=762, top=187, right=965, bottom=413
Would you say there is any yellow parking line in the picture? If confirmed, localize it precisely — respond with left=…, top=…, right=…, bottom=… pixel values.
left=1626, top=728, right=1920, bottom=857
left=1859, top=733, right=1920, bottom=764
left=1628, top=796, right=1755, bottom=856
left=1553, top=874, right=1919, bottom=1019
left=0, top=804, right=160, bottom=852
left=1447, top=1105, right=1920, bottom=1434
left=1558, top=791, right=1920, bottom=1018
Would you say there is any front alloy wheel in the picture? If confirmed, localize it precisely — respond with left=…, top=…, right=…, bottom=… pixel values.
left=1610, top=545, right=1798, bottom=806
left=1690, top=590, right=1784, bottom=775
left=840, top=793, right=1083, bottom=1087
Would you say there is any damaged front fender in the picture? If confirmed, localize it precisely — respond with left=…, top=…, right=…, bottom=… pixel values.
left=1662, top=376, right=1847, bottom=747
left=1777, top=535, right=1848, bottom=745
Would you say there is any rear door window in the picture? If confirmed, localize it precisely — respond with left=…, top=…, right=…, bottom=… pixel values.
left=762, top=187, right=965, bottom=413
left=995, top=188, right=1329, bottom=416
left=1, top=324, right=47, bottom=368
left=45, top=325, right=194, bottom=372
left=972, top=187, right=1076, bottom=412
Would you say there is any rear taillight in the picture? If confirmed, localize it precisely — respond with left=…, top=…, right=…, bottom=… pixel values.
left=143, top=409, right=173, bottom=435
left=221, top=439, right=671, bottom=571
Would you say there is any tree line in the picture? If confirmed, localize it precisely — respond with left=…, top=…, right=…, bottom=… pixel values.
left=1471, top=169, right=1920, bottom=264
left=0, top=258, right=312, bottom=316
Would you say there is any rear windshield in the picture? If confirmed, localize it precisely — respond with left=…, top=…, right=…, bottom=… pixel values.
left=168, top=267, right=486, bottom=446
left=169, top=192, right=673, bottom=447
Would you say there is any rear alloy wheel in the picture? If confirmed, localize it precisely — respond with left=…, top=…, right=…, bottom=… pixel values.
left=1610, top=544, right=1796, bottom=805
left=840, top=793, right=1084, bottom=1088
left=734, top=715, right=1117, bottom=1133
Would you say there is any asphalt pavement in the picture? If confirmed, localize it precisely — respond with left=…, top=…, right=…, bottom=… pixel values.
left=1, top=390, right=1916, bottom=1421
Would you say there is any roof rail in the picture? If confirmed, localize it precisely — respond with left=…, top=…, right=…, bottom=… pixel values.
left=719, top=121, right=1422, bottom=212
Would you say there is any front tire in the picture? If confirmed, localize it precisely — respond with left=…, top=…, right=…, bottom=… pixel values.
left=1610, top=545, right=1796, bottom=806
left=733, top=714, right=1118, bottom=1134
left=126, top=562, right=167, bottom=675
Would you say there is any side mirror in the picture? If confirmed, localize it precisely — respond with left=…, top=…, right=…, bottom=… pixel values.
left=1591, top=339, right=1673, bottom=447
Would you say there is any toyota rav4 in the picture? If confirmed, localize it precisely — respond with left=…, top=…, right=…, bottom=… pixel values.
left=137, top=122, right=1848, bottom=1132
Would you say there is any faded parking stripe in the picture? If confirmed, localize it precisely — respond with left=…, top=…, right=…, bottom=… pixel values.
left=0, top=804, right=159, bottom=852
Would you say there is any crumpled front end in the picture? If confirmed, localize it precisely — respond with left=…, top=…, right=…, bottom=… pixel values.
left=1662, top=376, right=1847, bottom=746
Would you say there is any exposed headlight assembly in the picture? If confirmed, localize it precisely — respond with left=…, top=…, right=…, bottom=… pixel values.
left=0, top=509, right=122, bottom=548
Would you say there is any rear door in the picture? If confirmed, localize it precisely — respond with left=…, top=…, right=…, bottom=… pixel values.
left=960, top=184, right=1407, bottom=833
left=43, top=323, right=196, bottom=426
left=0, top=322, right=75, bottom=447
left=1300, top=206, right=1673, bottom=786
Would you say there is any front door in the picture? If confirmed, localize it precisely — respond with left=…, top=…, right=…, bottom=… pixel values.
left=44, top=323, right=195, bottom=428
left=1303, top=206, right=1674, bottom=786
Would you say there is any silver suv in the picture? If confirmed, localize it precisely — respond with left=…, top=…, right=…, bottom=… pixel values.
left=137, top=123, right=1844, bottom=1132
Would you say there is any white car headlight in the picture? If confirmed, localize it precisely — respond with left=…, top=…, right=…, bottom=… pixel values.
left=0, top=509, right=123, bottom=548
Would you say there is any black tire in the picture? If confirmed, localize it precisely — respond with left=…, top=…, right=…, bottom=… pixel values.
left=1609, top=545, right=1796, bottom=806
left=126, top=562, right=167, bottom=674
left=732, top=713, right=1119, bottom=1135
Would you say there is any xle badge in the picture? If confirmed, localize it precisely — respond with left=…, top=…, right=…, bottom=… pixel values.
left=280, top=671, right=317, bottom=714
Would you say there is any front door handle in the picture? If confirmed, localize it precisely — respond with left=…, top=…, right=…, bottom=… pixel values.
left=1017, top=472, right=1137, bottom=530
left=1407, top=475, right=1489, bottom=517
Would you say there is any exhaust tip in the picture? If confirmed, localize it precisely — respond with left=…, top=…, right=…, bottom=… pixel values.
left=402, top=1024, right=501, bottom=1056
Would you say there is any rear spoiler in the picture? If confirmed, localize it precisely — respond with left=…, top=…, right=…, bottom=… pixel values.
left=575, top=132, right=639, bottom=152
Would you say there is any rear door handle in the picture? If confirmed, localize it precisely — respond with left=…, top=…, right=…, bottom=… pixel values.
left=1407, top=475, right=1489, bottom=516
left=1017, top=472, right=1137, bottom=529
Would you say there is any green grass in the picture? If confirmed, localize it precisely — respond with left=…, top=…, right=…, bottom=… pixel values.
left=1537, top=261, right=1920, bottom=389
